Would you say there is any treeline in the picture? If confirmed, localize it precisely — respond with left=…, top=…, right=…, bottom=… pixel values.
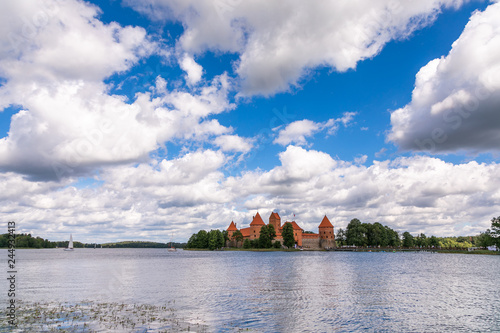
left=186, top=229, right=227, bottom=250
left=0, top=233, right=186, bottom=249
left=0, top=233, right=56, bottom=248
left=0, top=233, right=95, bottom=248
left=336, top=217, right=500, bottom=249
left=336, top=219, right=400, bottom=247
left=102, top=241, right=185, bottom=248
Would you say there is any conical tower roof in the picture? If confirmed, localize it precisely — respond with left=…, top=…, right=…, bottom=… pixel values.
left=318, top=215, right=333, bottom=228
left=227, top=221, right=238, bottom=231
left=250, top=212, right=265, bottom=226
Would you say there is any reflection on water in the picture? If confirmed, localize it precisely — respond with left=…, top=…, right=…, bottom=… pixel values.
left=1, top=249, right=499, bottom=332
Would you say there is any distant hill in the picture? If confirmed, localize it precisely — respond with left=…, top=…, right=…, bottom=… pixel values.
left=0, top=233, right=186, bottom=249
left=101, top=241, right=186, bottom=248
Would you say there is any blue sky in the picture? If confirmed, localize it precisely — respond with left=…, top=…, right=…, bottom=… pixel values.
left=1, top=0, right=499, bottom=243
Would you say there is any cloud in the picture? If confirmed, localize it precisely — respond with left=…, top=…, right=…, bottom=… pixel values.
left=5, top=147, right=500, bottom=242
left=214, top=135, right=253, bottom=153
left=388, top=2, right=500, bottom=154
left=0, top=74, right=232, bottom=180
left=179, top=54, right=203, bottom=85
left=0, top=0, right=154, bottom=87
left=274, top=112, right=356, bottom=146
left=125, top=0, right=473, bottom=96
left=273, top=120, right=320, bottom=146
left=0, top=0, right=234, bottom=181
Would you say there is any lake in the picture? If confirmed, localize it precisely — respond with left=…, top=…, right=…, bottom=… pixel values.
left=1, top=249, right=499, bottom=332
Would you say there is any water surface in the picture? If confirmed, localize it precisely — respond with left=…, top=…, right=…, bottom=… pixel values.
left=1, top=249, right=499, bottom=332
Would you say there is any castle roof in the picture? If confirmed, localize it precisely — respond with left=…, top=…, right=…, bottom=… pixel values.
left=250, top=212, right=265, bottom=226
left=227, top=221, right=238, bottom=231
left=240, top=227, right=251, bottom=237
left=282, top=221, right=303, bottom=230
left=302, top=233, right=319, bottom=239
left=318, top=215, right=333, bottom=228
left=270, top=212, right=280, bottom=219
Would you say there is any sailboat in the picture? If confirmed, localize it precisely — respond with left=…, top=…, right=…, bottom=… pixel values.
left=64, top=234, right=74, bottom=251
left=168, top=235, right=176, bottom=252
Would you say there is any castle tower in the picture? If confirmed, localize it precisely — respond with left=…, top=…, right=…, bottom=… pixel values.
left=269, top=212, right=281, bottom=232
left=318, top=215, right=334, bottom=239
left=318, top=215, right=336, bottom=248
left=227, top=221, right=238, bottom=240
left=249, top=212, right=265, bottom=240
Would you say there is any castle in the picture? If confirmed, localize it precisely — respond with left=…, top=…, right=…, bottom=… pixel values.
left=226, top=212, right=336, bottom=249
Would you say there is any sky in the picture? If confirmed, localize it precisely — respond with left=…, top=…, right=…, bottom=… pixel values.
left=1, top=0, right=499, bottom=243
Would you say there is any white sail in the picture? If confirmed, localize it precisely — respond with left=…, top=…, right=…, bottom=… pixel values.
left=68, top=234, right=74, bottom=249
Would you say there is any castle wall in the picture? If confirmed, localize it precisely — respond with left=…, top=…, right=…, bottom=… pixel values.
left=320, top=238, right=336, bottom=249
left=302, top=237, right=321, bottom=249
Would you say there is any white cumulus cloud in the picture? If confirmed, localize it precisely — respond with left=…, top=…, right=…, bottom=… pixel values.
left=179, top=54, right=204, bottom=85
left=388, top=2, right=500, bottom=154
left=125, top=0, right=475, bottom=96
left=274, top=112, right=357, bottom=146
left=0, top=0, right=234, bottom=181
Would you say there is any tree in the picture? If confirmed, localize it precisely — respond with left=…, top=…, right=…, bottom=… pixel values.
left=217, top=230, right=225, bottom=249
left=208, top=230, right=224, bottom=250
left=476, top=230, right=494, bottom=247
left=259, top=225, right=271, bottom=248
left=258, top=224, right=277, bottom=249
left=428, top=235, right=440, bottom=248
left=196, top=230, right=209, bottom=249
left=385, top=226, right=400, bottom=247
left=367, top=222, right=388, bottom=247
left=491, top=216, right=500, bottom=246
left=267, top=224, right=277, bottom=241
left=415, top=233, right=428, bottom=248
left=186, top=234, right=197, bottom=248
left=402, top=232, right=414, bottom=248
left=273, top=240, right=281, bottom=248
left=232, top=230, right=244, bottom=243
left=282, top=223, right=295, bottom=248
left=345, top=219, right=367, bottom=246
left=222, top=230, right=229, bottom=244
left=243, top=239, right=251, bottom=249
left=336, top=228, right=346, bottom=246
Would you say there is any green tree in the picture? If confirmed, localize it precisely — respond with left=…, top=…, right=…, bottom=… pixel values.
left=196, top=230, right=209, bottom=249
left=367, top=222, right=388, bottom=247
left=402, top=232, right=414, bottom=248
left=259, top=225, right=272, bottom=248
left=217, top=230, right=225, bottom=249
left=428, top=235, right=440, bottom=248
left=336, top=228, right=346, bottom=246
left=0, top=234, right=7, bottom=248
left=490, top=216, right=500, bottom=246
left=186, top=234, right=197, bottom=248
left=385, top=226, right=400, bottom=247
left=222, top=230, right=229, bottom=244
left=476, top=230, right=494, bottom=247
left=243, top=239, right=251, bottom=249
left=273, top=240, right=281, bottom=248
left=282, top=222, right=295, bottom=248
left=16, top=235, right=29, bottom=248
left=267, top=224, right=277, bottom=241
left=258, top=224, right=277, bottom=249
left=345, top=219, right=367, bottom=246
left=415, top=233, right=427, bottom=248
left=232, top=230, right=244, bottom=243
left=208, top=230, right=224, bottom=250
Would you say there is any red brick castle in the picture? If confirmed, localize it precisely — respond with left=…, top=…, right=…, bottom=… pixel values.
left=227, top=212, right=336, bottom=249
